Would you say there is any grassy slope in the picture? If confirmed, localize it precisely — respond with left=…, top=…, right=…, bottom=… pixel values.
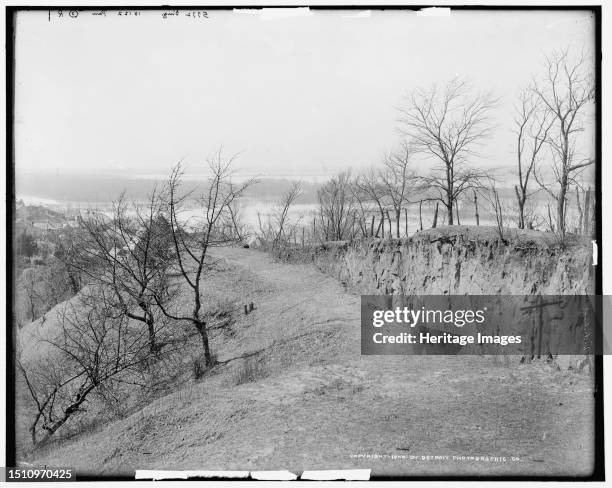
left=23, top=246, right=595, bottom=477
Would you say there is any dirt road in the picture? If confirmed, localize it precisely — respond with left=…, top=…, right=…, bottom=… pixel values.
left=29, top=246, right=596, bottom=477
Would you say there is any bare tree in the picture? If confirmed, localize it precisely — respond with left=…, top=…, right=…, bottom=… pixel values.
left=273, top=181, right=303, bottom=248
left=351, top=183, right=371, bottom=238
left=18, top=297, right=152, bottom=445
left=255, top=182, right=303, bottom=249
left=153, top=151, right=253, bottom=367
left=355, top=168, right=387, bottom=237
left=514, top=89, right=553, bottom=229
left=379, top=141, right=418, bottom=237
left=398, top=78, right=497, bottom=225
left=51, top=228, right=84, bottom=295
left=481, top=176, right=506, bottom=242
left=317, top=171, right=357, bottom=241
left=223, top=195, right=250, bottom=244
left=70, top=190, right=172, bottom=354
left=532, top=49, right=595, bottom=235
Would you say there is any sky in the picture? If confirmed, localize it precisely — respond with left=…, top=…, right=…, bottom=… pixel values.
left=14, top=8, right=595, bottom=182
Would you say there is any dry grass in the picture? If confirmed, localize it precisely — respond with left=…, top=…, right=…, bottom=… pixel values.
left=20, top=245, right=597, bottom=477
left=15, top=256, right=260, bottom=459
left=232, top=357, right=270, bottom=385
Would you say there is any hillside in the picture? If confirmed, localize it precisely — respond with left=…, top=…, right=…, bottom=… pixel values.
left=20, top=243, right=595, bottom=477
left=15, top=203, right=70, bottom=227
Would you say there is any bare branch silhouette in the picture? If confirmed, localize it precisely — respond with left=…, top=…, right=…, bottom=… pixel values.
left=397, top=78, right=498, bottom=224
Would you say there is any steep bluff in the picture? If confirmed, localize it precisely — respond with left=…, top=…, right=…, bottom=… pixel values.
left=275, top=226, right=596, bottom=367
left=295, top=226, right=595, bottom=296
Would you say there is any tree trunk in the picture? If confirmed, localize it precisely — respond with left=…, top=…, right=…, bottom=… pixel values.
left=38, top=382, right=97, bottom=443
left=419, top=201, right=423, bottom=231
left=146, top=318, right=157, bottom=354
left=370, top=215, right=375, bottom=237
left=138, top=302, right=157, bottom=353
left=375, top=218, right=382, bottom=238
left=583, top=188, right=591, bottom=235
left=557, top=179, right=567, bottom=236
left=432, top=202, right=439, bottom=229
left=445, top=179, right=454, bottom=225
left=195, top=321, right=212, bottom=366
left=395, top=209, right=401, bottom=238
left=447, top=202, right=454, bottom=225
left=474, top=190, right=480, bottom=226
left=515, top=185, right=524, bottom=229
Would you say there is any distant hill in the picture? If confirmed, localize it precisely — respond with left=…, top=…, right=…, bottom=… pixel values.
left=16, top=203, right=68, bottom=225
left=13, top=203, right=72, bottom=237
left=15, top=172, right=558, bottom=209
left=15, top=173, right=322, bottom=204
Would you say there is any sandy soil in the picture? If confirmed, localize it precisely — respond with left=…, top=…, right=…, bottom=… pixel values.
left=26, top=246, right=596, bottom=478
